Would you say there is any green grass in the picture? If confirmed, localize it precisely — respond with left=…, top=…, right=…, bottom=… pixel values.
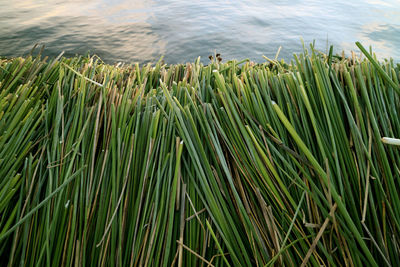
left=0, top=43, right=399, bottom=266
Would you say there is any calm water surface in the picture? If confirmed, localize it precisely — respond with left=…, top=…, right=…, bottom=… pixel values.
left=1, top=0, right=399, bottom=64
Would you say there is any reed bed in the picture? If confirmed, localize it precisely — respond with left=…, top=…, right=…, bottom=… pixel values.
left=0, top=43, right=400, bottom=266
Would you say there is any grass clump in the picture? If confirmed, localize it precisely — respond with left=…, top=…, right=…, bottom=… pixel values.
left=0, top=43, right=400, bottom=266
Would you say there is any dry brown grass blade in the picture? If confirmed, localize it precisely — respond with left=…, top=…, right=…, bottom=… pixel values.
left=301, top=203, right=338, bottom=267
left=176, top=240, right=215, bottom=267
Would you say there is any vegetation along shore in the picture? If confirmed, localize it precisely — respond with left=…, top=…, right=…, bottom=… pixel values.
left=0, top=42, right=400, bottom=266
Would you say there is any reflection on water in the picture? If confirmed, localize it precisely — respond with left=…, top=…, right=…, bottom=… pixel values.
left=340, top=23, right=400, bottom=60
left=0, top=0, right=399, bottom=63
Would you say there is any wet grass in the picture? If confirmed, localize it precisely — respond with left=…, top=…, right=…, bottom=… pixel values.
left=0, top=43, right=399, bottom=266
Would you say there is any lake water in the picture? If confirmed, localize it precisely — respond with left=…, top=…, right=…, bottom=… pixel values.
left=1, top=0, right=399, bottom=64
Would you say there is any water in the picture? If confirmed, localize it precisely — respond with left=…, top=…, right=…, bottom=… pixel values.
left=1, top=0, right=399, bottom=64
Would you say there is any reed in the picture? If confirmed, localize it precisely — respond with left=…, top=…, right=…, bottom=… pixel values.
left=0, top=43, right=399, bottom=266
